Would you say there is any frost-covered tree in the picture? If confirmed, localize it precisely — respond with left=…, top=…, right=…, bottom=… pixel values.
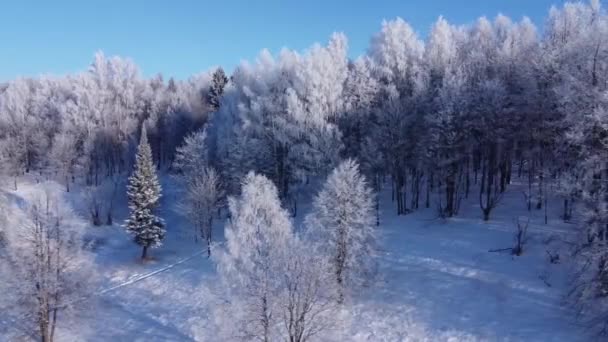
left=542, top=1, right=608, bottom=335
left=0, top=78, right=50, bottom=189
left=207, top=67, right=229, bottom=110
left=307, top=159, right=375, bottom=301
left=212, top=34, right=347, bottom=204
left=0, top=188, right=95, bottom=342
left=0, top=50, right=214, bottom=195
left=368, top=18, right=426, bottom=215
left=173, top=126, right=224, bottom=254
left=124, top=126, right=165, bottom=260
left=173, top=127, right=208, bottom=180
left=84, top=175, right=123, bottom=226
left=49, top=130, right=80, bottom=192
left=278, top=236, right=340, bottom=342
left=340, top=57, right=379, bottom=160
left=423, top=16, right=469, bottom=217
left=177, top=167, right=223, bottom=255
left=214, top=172, right=293, bottom=341
left=214, top=172, right=338, bottom=341
left=425, top=68, right=468, bottom=217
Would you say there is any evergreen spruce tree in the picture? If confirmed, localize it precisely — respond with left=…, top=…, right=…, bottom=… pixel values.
left=125, top=126, right=165, bottom=260
left=207, top=67, right=229, bottom=110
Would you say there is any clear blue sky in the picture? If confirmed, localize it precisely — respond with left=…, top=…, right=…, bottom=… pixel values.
left=0, top=0, right=566, bottom=81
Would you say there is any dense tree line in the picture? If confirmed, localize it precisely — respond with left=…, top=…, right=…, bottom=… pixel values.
left=0, top=52, right=216, bottom=191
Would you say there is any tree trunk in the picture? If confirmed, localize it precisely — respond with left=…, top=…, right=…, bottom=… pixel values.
left=445, top=162, right=458, bottom=217
left=480, top=157, right=488, bottom=221
left=465, top=156, right=470, bottom=199
left=141, top=245, right=148, bottom=260
left=50, top=307, right=58, bottom=342
left=410, top=169, right=417, bottom=210
left=261, top=295, right=270, bottom=342
left=563, top=198, right=571, bottom=222
left=40, top=320, right=50, bottom=342
left=446, top=179, right=454, bottom=217
left=415, top=172, right=420, bottom=210
left=484, top=157, right=495, bottom=221
left=106, top=211, right=113, bottom=226
left=527, top=160, right=533, bottom=211
left=395, top=174, right=405, bottom=215
left=483, top=209, right=490, bottom=221
left=479, top=147, right=498, bottom=222
left=474, top=152, right=480, bottom=185
left=375, top=174, right=381, bottom=226
left=206, top=217, right=213, bottom=257
left=518, top=156, right=524, bottom=178
left=545, top=196, right=549, bottom=224
left=506, top=156, right=512, bottom=185
left=402, top=172, right=407, bottom=215
left=536, top=154, right=544, bottom=210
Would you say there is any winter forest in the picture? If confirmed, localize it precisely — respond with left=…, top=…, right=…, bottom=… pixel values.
left=1, top=0, right=608, bottom=341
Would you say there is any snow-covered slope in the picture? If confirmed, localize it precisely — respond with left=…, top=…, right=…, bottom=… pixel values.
left=362, top=183, right=581, bottom=341
left=0, top=177, right=585, bottom=341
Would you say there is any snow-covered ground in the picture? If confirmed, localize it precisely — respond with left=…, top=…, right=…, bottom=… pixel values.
left=1, top=177, right=587, bottom=341
left=367, top=184, right=582, bottom=341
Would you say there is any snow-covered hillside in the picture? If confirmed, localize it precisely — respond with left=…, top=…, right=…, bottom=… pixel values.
left=0, top=177, right=586, bottom=341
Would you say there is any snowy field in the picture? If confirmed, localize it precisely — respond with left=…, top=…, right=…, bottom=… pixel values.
left=0, top=177, right=587, bottom=341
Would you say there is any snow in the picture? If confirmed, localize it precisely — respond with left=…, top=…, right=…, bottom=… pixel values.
left=0, top=177, right=586, bottom=341
left=368, top=184, right=581, bottom=341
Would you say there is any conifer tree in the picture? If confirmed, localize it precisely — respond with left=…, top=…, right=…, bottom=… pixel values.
left=125, top=126, right=165, bottom=260
left=207, top=67, right=229, bottom=110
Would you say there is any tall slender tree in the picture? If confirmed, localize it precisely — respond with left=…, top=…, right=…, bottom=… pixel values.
left=306, top=159, right=376, bottom=301
left=215, top=172, right=293, bottom=341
